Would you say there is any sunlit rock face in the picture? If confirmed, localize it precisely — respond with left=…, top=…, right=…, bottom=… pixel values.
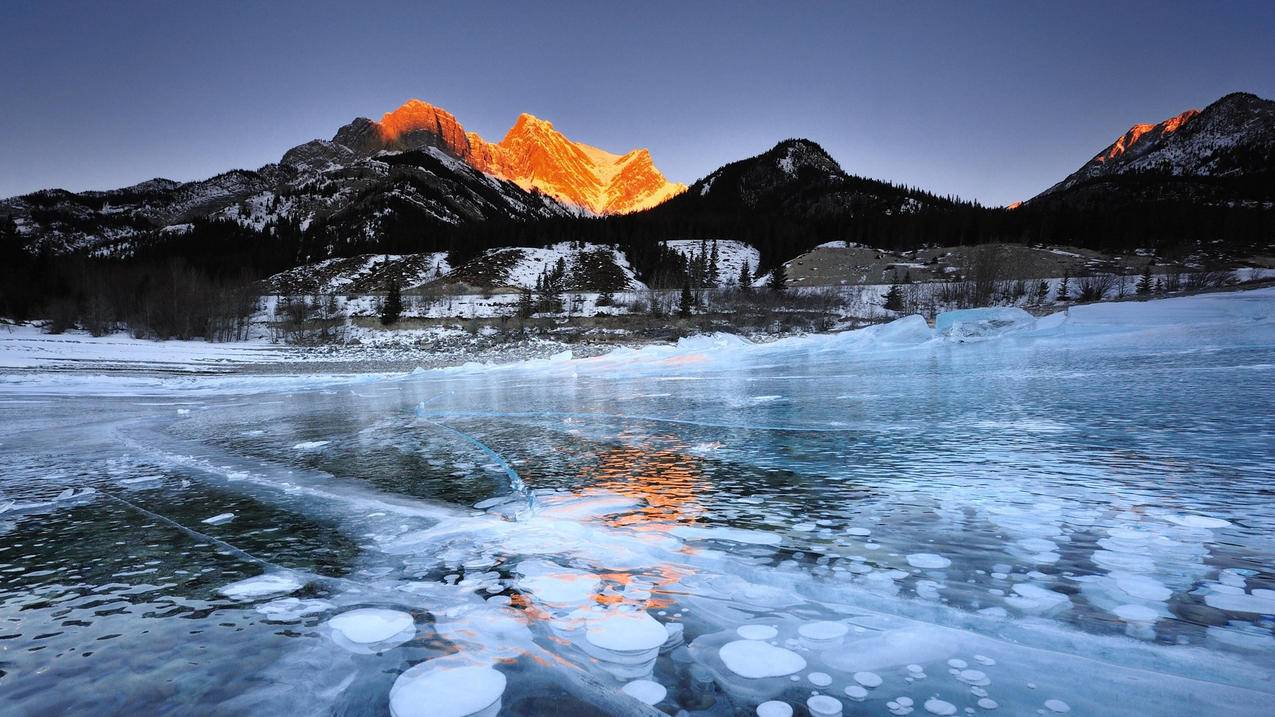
left=333, top=99, right=685, bottom=214
left=1094, top=109, right=1200, bottom=164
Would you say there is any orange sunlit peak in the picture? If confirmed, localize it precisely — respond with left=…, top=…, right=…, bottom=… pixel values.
left=1098, top=108, right=1199, bottom=163
left=377, top=99, right=453, bottom=142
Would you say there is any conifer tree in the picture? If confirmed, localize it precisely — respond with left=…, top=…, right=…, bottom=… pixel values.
left=739, top=259, right=752, bottom=291
left=1056, top=274, right=1071, bottom=302
left=380, top=276, right=403, bottom=326
left=678, top=280, right=693, bottom=318
left=517, top=286, right=534, bottom=318
left=768, top=263, right=788, bottom=295
left=1136, top=263, right=1153, bottom=295
left=883, top=278, right=904, bottom=312
left=708, top=239, right=720, bottom=288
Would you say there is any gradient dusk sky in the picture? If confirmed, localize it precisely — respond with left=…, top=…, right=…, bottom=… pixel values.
left=3, top=1, right=1273, bottom=205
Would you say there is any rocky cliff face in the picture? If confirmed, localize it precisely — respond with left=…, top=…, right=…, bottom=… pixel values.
left=327, top=100, right=685, bottom=214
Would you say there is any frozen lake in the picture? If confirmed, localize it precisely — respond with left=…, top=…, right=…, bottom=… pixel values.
left=2, top=290, right=1274, bottom=716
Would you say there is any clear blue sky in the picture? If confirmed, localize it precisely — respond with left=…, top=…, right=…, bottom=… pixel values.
left=2, top=1, right=1273, bottom=205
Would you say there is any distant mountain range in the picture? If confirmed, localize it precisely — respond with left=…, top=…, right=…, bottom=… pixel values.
left=1, top=92, right=1271, bottom=268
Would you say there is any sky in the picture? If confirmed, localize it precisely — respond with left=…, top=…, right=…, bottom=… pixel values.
left=2, top=1, right=1273, bottom=205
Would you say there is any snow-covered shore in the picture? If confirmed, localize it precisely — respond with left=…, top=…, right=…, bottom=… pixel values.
left=4, top=286, right=1272, bottom=385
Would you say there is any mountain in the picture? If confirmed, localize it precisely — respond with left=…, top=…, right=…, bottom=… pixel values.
left=330, top=99, right=685, bottom=214
left=1033, top=92, right=1275, bottom=205
left=669, top=138, right=942, bottom=217
left=0, top=147, right=575, bottom=257
left=0, top=98, right=685, bottom=258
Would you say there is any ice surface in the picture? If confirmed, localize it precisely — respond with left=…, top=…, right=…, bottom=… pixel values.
left=3, top=289, right=1275, bottom=717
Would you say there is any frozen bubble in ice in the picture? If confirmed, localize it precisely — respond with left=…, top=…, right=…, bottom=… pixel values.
left=201, top=512, right=235, bottom=525
left=947, top=659, right=967, bottom=669
left=1115, top=574, right=1172, bottom=602
left=807, top=694, right=843, bottom=717
left=328, top=608, right=415, bottom=651
left=737, top=624, right=779, bottom=640
left=1163, top=514, right=1231, bottom=529
left=1007, top=583, right=1070, bottom=612
left=672, top=525, right=782, bottom=545
left=898, top=697, right=914, bottom=707
left=218, top=573, right=303, bottom=601
left=1113, top=604, right=1158, bottom=622
left=907, top=664, right=925, bottom=675
left=389, top=663, right=506, bottom=717
left=844, top=685, right=868, bottom=701
left=757, top=701, right=793, bottom=717
left=977, top=698, right=998, bottom=710
left=621, top=679, right=666, bottom=705
left=799, top=621, right=849, bottom=640
left=916, top=579, right=942, bottom=599
left=719, top=640, right=807, bottom=678
left=1203, top=589, right=1275, bottom=614
left=292, top=440, right=329, bottom=450
left=973, top=655, right=995, bottom=666
left=847, top=527, right=871, bottom=537
left=907, top=553, right=952, bottom=569
left=925, top=698, right=958, bottom=715
left=793, top=522, right=818, bottom=532
left=519, top=571, right=600, bottom=607
left=256, top=597, right=333, bottom=622
left=586, top=611, right=667, bottom=653
left=809, top=672, right=832, bottom=686
left=956, top=669, right=989, bottom=686
left=853, top=671, right=883, bottom=688
left=1043, top=699, right=1070, bottom=713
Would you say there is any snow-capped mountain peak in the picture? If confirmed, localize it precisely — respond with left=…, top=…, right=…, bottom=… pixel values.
left=326, top=100, right=685, bottom=215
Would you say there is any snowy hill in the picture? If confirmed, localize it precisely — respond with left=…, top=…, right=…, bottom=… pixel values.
left=663, top=240, right=761, bottom=288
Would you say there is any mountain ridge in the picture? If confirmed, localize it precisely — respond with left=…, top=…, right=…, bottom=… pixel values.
left=1034, top=92, right=1275, bottom=203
